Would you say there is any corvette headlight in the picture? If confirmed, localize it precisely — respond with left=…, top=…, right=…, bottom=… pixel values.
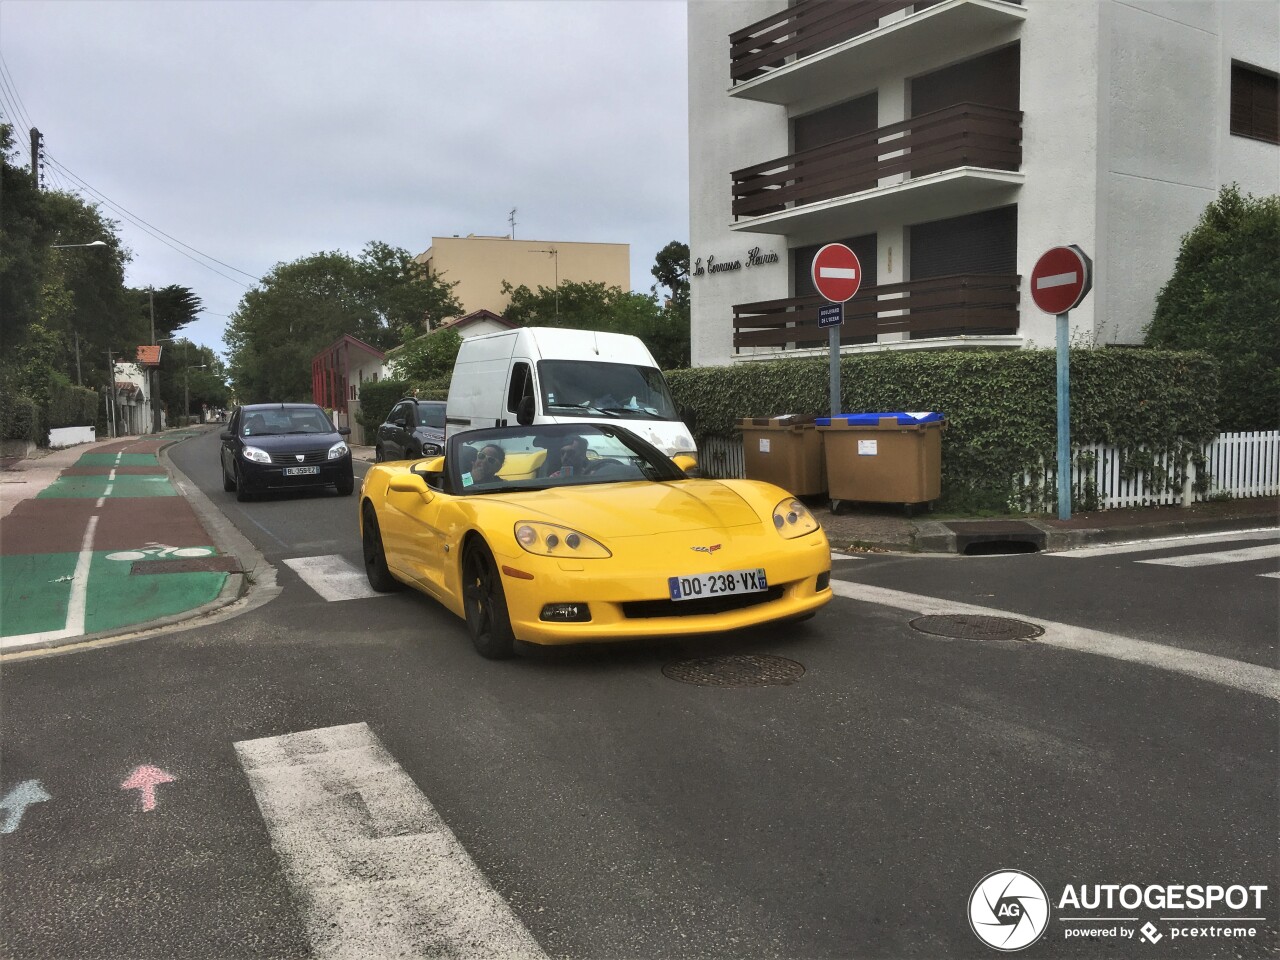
left=772, top=498, right=819, bottom=539
left=242, top=445, right=271, bottom=464
left=514, top=522, right=612, bottom=558
left=327, top=441, right=349, bottom=460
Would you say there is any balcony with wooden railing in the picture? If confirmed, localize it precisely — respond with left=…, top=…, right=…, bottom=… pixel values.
left=730, top=0, right=1026, bottom=105
left=730, top=102, right=1022, bottom=233
left=732, top=274, right=1021, bottom=352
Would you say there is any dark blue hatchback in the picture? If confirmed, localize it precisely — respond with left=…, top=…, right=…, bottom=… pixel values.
left=220, top=403, right=354, bottom=501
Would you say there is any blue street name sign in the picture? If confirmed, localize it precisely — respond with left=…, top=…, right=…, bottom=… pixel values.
left=818, top=303, right=843, bottom=328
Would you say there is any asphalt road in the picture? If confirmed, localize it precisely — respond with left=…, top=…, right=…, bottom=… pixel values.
left=2, top=430, right=1276, bottom=960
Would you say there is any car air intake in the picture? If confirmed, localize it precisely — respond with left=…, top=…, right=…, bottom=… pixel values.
left=622, top=587, right=783, bottom=619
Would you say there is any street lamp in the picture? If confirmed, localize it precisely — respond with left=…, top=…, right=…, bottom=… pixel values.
left=184, top=364, right=208, bottom=425
left=530, top=247, right=560, bottom=320
left=49, top=240, right=109, bottom=384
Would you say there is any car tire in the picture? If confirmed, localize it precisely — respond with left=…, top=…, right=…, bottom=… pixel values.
left=462, top=541, right=516, bottom=660
left=235, top=467, right=253, bottom=502
left=374, top=445, right=384, bottom=463
left=222, top=465, right=235, bottom=492
left=362, top=505, right=402, bottom=592
left=335, top=474, right=354, bottom=496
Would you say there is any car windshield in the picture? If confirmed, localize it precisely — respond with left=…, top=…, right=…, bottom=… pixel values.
left=416, top=402, right=446, bottom=430
left=537, top=360, right=678, bottom=420
left=446, top=424, right=686, bottom=495
left=242, top=408, right=334, bottom=436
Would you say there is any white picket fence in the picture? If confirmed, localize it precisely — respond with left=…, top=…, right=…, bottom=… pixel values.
left=701, top=431, right=1280, bottom=509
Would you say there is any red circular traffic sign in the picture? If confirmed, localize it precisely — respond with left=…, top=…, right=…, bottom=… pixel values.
left=811, top=243, right=862, bottom=303
left=1030, top=245, right=1093, bottom=314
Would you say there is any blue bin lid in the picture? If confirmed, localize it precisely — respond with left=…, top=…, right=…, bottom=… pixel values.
left=815, top=411, right=944, bottom=426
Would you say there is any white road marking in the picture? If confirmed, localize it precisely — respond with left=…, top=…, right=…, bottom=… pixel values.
left=1137, top=543, right=1280, bottom=567
left=1, top=515, right=98, bottom=650
left=1036, top=271, right=1077, bottom=289
left=283, top=555, right=381, bottom=601
left=1051, top=529, right=1279, bottom=558
left=235, top=723, right=547, bottom=960
left=830, top=551, right=863, bottom=561
left=828, top=580, right=1280, bottom=702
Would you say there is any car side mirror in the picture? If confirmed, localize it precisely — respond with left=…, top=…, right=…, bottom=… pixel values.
left=672, top=454, right=697, bottom=473
left=388, top=473, right=433, bottom=501
left=516, top=396, right=535, bottom=426
left=219, top=430, right=232, bottom=441
left=338, top=426, right=351, bottom=437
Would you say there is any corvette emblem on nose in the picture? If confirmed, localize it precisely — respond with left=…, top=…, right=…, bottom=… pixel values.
left=691, top=544, right=722, bottom=554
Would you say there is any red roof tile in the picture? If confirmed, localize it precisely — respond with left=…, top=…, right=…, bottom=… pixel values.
left=136, top=344, right=163, bottom=366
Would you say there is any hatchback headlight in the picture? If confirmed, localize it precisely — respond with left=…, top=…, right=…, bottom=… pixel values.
left=772, top=498, right=819, bottom=539
left=242, top=445, right=271, bottom=464
left=514, top=522, right=611, bottom=558
left=327, top=441, right=349, bottom=460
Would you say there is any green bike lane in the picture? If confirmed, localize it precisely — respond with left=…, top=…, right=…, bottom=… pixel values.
left=0, top=436, right=239, bottom=653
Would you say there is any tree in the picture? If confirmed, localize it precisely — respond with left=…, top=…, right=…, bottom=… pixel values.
left=501, top=278, right=689, bottom=370
left=389, top=328, right=463, bottom=386
left=651, top=240, right=690, bottom=311
left=225, top=243, right=461, bottom=402
left=1145, top=185, right=1280, bottom=431
left=134, top=285, right=203, bottom=342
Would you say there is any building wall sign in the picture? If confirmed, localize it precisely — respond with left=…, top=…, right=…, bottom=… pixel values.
left=693, top=246, right=780, bottom=277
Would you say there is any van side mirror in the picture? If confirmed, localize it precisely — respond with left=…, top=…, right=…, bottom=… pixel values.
left=516, top=396, right=536, bottom=426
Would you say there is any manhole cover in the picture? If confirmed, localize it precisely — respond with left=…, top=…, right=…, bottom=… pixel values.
left=663, top=654, right=805, bottom=687
left=909, top=615, right=1042, bottom=642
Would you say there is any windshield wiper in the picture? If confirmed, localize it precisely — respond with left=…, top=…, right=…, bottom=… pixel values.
left=595, top=406, right=664, bottom=419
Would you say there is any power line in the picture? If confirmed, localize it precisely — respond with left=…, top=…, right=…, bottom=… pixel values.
left=0, top=53, right=36, bottom=132
left=44, top=154, right=261, bottom=287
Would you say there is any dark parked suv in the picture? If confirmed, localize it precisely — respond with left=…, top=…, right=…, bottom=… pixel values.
left=375, top=398, right=446, bottom=462
left=220, top=403, right=354, bottom=501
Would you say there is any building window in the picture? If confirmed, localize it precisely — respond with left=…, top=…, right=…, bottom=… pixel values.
left=349, top=384, right=357, bottom=401
left=792, top=93, right=877, bottom=153
left=1231, top=62, right=1279, bottom=145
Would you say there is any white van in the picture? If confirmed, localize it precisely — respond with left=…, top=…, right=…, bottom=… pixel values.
left=444, top=327, right=697, bottom=461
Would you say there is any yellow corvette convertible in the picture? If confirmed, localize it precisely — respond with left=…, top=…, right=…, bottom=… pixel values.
left=359, top=423, right=831, bottom=658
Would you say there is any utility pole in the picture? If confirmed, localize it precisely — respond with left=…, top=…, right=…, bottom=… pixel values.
left=149, top=290, right=162, bottom=433
left=509, top=207, right=517, bottom=239
left=29, top=128, right=42, bottom=189
left=104, top=349, right=117, bottom=438
left=531, top=248, right=560, bottom=320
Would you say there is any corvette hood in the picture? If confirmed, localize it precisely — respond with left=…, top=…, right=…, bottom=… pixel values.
left=491, top=481, right=761, bottom=537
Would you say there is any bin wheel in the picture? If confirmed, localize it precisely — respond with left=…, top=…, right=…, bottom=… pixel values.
left=830, top=499, right=844, bottom=515
left=904, top=503, right=916, bottom=518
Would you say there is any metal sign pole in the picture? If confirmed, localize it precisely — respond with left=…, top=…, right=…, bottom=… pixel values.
left=829, top=324, right=841, bottom=418
left=1056, top=312, right=1070, bottom=521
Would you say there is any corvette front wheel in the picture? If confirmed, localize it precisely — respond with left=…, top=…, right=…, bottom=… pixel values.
left=462, top=542, right=515, bottom=660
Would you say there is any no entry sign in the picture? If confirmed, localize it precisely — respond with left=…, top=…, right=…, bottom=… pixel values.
left=811, top=243, right=862, bottom=303
left=1030, top=245, right=1093, bottom=314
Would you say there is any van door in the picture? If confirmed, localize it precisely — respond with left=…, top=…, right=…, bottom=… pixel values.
left=503, top=361, right=536, bottom=426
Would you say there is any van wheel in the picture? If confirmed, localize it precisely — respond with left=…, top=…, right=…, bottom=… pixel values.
left=462, top=542, right=515, bottom=659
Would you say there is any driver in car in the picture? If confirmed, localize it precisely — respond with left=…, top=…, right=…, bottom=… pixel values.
left=550, top=436, right=591, bottom=478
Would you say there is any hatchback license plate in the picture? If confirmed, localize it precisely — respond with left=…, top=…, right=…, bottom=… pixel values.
left=283, top=465, right=319, bottom=476
left=668, top=568, right=767, bottom=601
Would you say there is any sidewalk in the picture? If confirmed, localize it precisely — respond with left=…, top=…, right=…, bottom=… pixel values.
left=346, top=444, right=1279, bottom=554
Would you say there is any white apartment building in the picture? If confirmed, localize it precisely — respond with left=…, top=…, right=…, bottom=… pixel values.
left=688, top=0, right=1278, bottom=367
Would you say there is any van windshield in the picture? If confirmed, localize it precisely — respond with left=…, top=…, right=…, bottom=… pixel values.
left=538, top=360, right=678, bottom=420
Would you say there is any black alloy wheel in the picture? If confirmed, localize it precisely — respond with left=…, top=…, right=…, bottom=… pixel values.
left=461, top=542, right=516, bottom=659
left=362, top=505, right=401, bottom=592
left=222, top=464, right=236, bottom=492
left=374, top=445, right=384, bottom=463
left=335, top=473, right=354, bottom=496
left=235, top=466, right=253, bottom=502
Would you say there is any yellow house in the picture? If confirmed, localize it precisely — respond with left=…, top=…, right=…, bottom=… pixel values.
left=415, top=235, right=630, bottom=317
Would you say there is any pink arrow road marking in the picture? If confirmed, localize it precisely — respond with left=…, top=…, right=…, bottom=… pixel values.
left=121, top=765, right=176, bottom=812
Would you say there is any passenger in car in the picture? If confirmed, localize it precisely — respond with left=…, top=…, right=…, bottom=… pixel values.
left=462, top=444, right=505, bottom=487
left=549, top=436, right=590, bottom=478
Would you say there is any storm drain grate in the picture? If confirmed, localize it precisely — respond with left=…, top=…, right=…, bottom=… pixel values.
left=909, top=615, right=1043, bottom=642
left=663, top=654, right=805, bottom=687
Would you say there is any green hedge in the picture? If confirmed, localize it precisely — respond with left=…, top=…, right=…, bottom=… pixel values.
left=0, top=377, right=98, bottom=444
left=666, top=349, right=1220, bottom=512
left=355, top=379, right=410, bottom=441
left=45, top=381, right=99, bottom=431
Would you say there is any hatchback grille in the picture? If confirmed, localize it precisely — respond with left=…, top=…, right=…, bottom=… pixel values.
left=269, top=449, right=328, bottom=464
left=622, top=586, right=784, bottom=619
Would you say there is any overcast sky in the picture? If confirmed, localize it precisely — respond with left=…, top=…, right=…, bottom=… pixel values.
left=0, top=0, right=689, bottom=360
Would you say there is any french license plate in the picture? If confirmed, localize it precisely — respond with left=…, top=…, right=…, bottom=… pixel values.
left=668, top=568, right=767, bottom=601
left=283, top=465, right=319, bottom=476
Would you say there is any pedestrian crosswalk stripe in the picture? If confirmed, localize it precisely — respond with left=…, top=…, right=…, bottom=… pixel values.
left=282, top=555, right=381, bottom=601
left=234, top=723, right=548, bottom=960
left=1052, top=529, right=1278, bottom=559
left=1137, top=543, right=1280, bottom=567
